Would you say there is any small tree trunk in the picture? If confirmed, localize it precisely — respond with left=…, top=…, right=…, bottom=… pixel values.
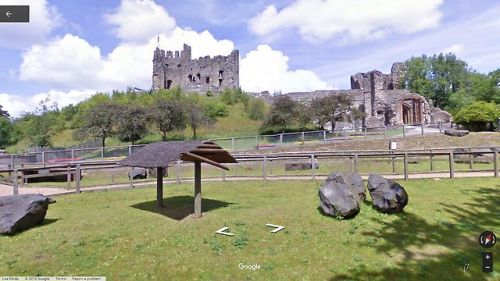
left=102, top=136, right=106, bottom=148
left=331, top=120, right=336, bottom=132
left=161, top=131, right=167, bottom=141
left=193, top=127, right=197, bottom=139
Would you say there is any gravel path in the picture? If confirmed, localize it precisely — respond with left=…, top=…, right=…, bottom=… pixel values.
left=0, top=171, right=495, bottom=197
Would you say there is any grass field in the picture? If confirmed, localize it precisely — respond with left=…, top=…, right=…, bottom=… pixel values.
left=1, top=178, right=498, bottom=280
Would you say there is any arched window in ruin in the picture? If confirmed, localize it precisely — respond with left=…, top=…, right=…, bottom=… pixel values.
left=219, top=70, right=224, bottom=78
left=206, top=77, right=210, bottom=84
left=196, top=73, right=201, bottom=81
left=188, top=74, right=193, bottom=82
left=166, top=80, right=173, bottom=89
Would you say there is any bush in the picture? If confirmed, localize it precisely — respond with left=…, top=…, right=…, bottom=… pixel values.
left=247, top=98, right=266, bottom=120
left=453, top=101, right=500, bottom=131
left=204, top=100, right=228, bottom=118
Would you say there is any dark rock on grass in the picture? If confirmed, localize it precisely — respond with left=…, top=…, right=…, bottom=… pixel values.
left=148, top=167, right=167, bottom=178
left=285, top=161, right=319, bottom=171
left=326, top=172, right=366, bottom=202
left=367, top=174, right=408, bottom=213
left=444, top=129, right=469, bottom=137
left=128, top=168, right=147, bottom=180
left=0, top=194, right=56, bottom=235
left=319, top=173, right=362, bottom=219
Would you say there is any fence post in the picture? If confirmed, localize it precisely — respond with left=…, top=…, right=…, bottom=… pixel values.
left=262, top=156, right=267, bottom=181
left=403, top=153, right=408, bottom=180
left=176, top=160, right=181, bottom=184
left=429, top=149, right=434, bottom=171
left=10, top=154, right=14, bottom=167
left=421, top=124, right=424, bottom=135
left=343, top=129, right=347, bottom=141
left=12, top=167, right=18, bottom=195
left=255, top=135, right=259, bottom=149
left=129, top=168, right=134, bottom=188
left=311, top=154, right=316, bottom=181
left=323, top=131, right=326, bottom=143
left=301, top=132, right=305, bottom=143
left=402, top=125, right=406, bottom=138
left=494, top=150, right=498, bottom=178
left=363, top=127, right=367, bottom=140
left=468, top=148, right=473, bottom=170
left=222, top=169, right=226, bottom=182
left=42, top=151, right=45, bottom=164
left=128, top=145, right=132, bottom=155
left=391, top=152, right=396, bottom=174
left=67, top=164, right=71, bottom=188
left=449, top=152, right=455, bottom=178
left=101, top=147, right=105, bottom=158
left=76, top=164, right=81, bottom=193
left=354, top=154, right=359, bottom=173
left=384, top=126, right=387, bottom=139
left=231, top=137, right=235, bottom=151
left=71, top=149, right=75, bottom=159
left=280, top=133, right=283, bottom=143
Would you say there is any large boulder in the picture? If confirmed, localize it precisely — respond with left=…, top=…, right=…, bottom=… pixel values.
left=319, top=173, right=361, bottom=218
left=326, top=172, right=366, bottom=202
left=128, top=168, right=147, bottom=180
left=367, top=174, right=408, bottom=213
left=444, top=129, right=469, bottom=137
left=0, top=194, right=56, bottom=235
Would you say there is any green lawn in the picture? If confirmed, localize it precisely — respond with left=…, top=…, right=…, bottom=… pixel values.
left=1, top=178, right=499, bottom=280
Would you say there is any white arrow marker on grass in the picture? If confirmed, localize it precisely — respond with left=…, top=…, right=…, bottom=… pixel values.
left=215, top=226, right=235, bottom=236
left=266, top=223, right=285, bottom=233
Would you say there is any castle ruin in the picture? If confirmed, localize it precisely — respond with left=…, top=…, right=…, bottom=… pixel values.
left=254, top=63, right=451, bottom=128
left=152, top=44, right=239, bottom=92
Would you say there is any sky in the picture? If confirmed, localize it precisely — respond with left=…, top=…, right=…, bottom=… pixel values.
left=0, top=0, right=499, bottom=117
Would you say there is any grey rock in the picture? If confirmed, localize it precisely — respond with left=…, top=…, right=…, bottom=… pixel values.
left=444, top=129, right=469, bottom=137
left=148, top=167, right=167, bottom=178
left=0, top=194, right=56, bottom=235
left=285, top=161, right=319, bottom=171
left=128, top=168, right=147, bottom=180
left=367, top=174, right=408, bottom=213
left=319, top=173, right=361, bottom=218
left=326, top=172, right=366, bottom=202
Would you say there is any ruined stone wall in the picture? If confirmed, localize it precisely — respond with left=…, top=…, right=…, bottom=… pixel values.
left=152, top=44, right=239, bottom=92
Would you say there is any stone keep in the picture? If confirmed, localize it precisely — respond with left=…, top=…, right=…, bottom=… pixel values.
left=152, top=44, right=239, bottom=93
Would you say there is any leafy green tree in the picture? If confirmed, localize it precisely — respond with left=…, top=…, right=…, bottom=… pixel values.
left=263, top=95, right=299, bottom=132
left=186, top=102, right=209, bottom=139
left=152, top=99, right=187, bottom=141
left=453, top=101, right=500, bottom=131
left=0, top=104, right=9, bottom=118
left=310, top=94, right=358, bottom=132
left=0, top=117, right=13, bottom=148
left=247, top=98, right=267, bottom=120
left=81, top=102, right=120, bottom=148
left=22, top=112, right=56, bottom=147
left=116, top=105, right=149, bottom=144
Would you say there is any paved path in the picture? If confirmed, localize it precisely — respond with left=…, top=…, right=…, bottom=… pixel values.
left=0, top=171, right=496, bottom=197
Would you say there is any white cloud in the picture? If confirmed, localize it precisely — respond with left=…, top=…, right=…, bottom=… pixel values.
left=0, top=0, right=62, bottom=48
left=240, top=45, right=330, bottom=93
left=442, top=44, right=464, bottom=57
left=104, top=0, right=176, bottom=43
left=249, top=0, right=443, bottom=43
left=0, top=89, right=96, bottom=118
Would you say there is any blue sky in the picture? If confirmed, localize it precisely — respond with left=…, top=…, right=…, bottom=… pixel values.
left=0, top=0, right=499, bottom=117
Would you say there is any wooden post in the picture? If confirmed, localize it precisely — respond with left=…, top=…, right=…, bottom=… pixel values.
left=403, top=153, right=408, bottom=180
left=157, top=167, right=164, bottom=207
left=384, top=126, right=387, bottom=139
left=402, top=126, right=406, bottom=138
left=194, top=161, right=202, bottom=217
left=12, top=167, right=18, bottom=195
left=129, top=168, right=134, bottom=188
left=354, top=154, right=359, bottom=173
left=255, top=135, right=259, bottom=148
left=430, top=149, right=434, bottom=171
left=323, top=131, right=326, bottom=143
left=111, top=166, right=115, bottom=184
left=76, top=164, right=81, bottom=193
left=101, top=147, right=105, bottom=158
left=128, top=145, right=132, bottom=155
left=311, top=154, right=316, bottom=181
left=176, top=159, right=181, bottom=184
left=421, top=124, right=424, bottom=135
left=42, top=151, right=45, bottom=164
left=280, top=133, right=283, bottom=143
left=231, top=137, right=235, bottom=151
left=494, top=150, right=498, bottom=178
left=301, top=132, right=305, bottom=143
left=449, top=152, right=455, bottom=178
left=71, top=149, right=75, bottom=159
left=363, top=127, right=367, bottom=140
left=392, top=153, right=396, bottom=174
left=67, top=164, right=71, bottom=188
left=262, top=156, right=267, bottom=181
left=468, top=148, right=473, bottom=170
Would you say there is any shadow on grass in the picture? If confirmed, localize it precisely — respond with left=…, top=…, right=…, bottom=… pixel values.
left=130, top=196, right=233, bottom=220
left=2, top=218, right=60, bottom=236
left=328, top=187, right=499, bottom=281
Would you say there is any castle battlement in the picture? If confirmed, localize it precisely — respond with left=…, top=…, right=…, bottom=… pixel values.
left=152, top=44, right=239, bottom=92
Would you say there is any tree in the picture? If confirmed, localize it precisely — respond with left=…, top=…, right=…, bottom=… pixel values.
left=311, top=94, right=357, bottom=132
left=152, top=99, right=187, bottom=141
left=0, top=117, right=13, bottom=148
left=186, top=102, right=208, bottom=139
left=81, top=102, right=120, bottom=148
left=247, top=98, right=266, bottom=120
left=263, top=95, right=299, bottom=132
left=453, top=101, right=500, bottom=131
left=0, top=104, right=9, bottom=118
left=116, top=105, right=148, bottom=144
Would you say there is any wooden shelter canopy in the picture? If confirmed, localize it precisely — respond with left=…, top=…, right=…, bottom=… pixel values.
left=119, top=141, right=236, bottom=170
